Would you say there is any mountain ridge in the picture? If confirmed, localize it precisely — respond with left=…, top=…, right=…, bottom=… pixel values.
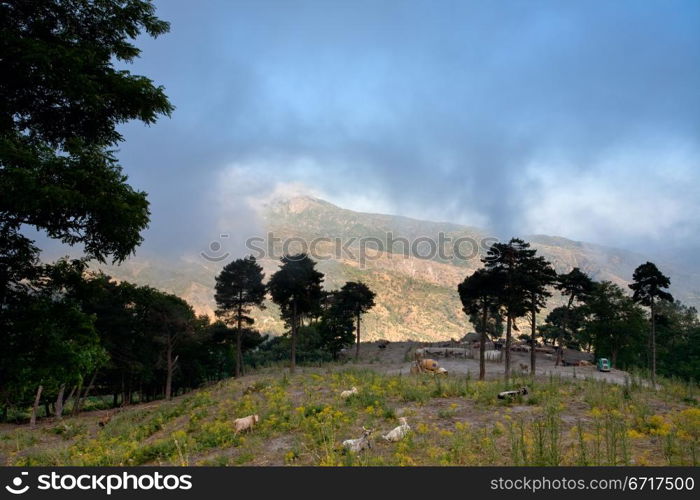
left=97, top=195, right=700, bottom=341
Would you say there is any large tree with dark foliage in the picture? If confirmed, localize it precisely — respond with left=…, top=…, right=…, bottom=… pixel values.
left=214, top=256, right=266, bottom=377
left=142, top=289, right=196, bottom=401
left=336, top=281, right=376, bottom=360
left=0, top=0, right=172, bottom=301
left=519, top=254, right=557, bottom=375
left=653, top=300, right=700, bottom=381
left=629, top=262, right=673, bottom=385
left=458, top=268, right=503, bottom=380
left=554, top=268, right=594, bottom=365
left=316, top=291, right=355, bottom=360
left=583, top=281, right=646, bottom=368
left=0, top=0, right=172, bottom=415
left=268, top=254, right=324, bottom=373
left=0, top=259, right=106, bottom=424
left=482, top=238, right=533, bottom=378
left=206, top=321, right=266, bottom=376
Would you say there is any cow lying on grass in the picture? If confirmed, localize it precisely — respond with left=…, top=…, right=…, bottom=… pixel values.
left=410, top=358, right=448, bottom=376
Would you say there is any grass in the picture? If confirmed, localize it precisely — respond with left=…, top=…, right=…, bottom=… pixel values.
left=0, top=367, right=698, bottom=466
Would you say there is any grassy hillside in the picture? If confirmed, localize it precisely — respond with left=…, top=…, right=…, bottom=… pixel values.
left=2, top=363, right=698, bottom=466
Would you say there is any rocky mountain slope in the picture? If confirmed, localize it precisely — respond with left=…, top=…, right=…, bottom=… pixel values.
left=99, top=196, right=700, bottom=342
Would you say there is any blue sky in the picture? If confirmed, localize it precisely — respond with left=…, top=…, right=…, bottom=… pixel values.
left=114, top=0, right=700, bottom=262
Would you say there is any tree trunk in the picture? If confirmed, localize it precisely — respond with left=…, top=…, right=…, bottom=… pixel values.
left=72, top=379, right=83, bottom=414
left=65, top=385, right=77, bottom=411
left=555, top=338, right=563, bottom=366
left=30, top=385, right=43, bottom=428
left=74, top=370, right=97, bottom=415
left=55, top=384, right=66, bottom=420
left=505, top=312, right=512, bottom=380
left=650, top=299, right=656, bottom=386
left=355, top=311, right=361, bottom=360
left=236, top=300, right=243, bottom=378
left=558, top=296, right=574, bottom=367
left=611, top=348, right=618, bottom=368
left=479, top=306, right=487, bottom=381
left=530, top=303, right=537, bottom=376
left=290, top=300, right=297, bottom=373
left=121, top=373, right=126, bottom=406
left=165, top=336, right=173, bottom=400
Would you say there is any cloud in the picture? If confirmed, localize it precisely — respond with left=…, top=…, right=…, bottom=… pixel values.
left=519, top=144, right=700, bottom=248
left=105, top=0, right=700, bottom=263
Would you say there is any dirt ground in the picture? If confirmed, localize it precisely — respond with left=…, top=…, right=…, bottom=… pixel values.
left=353, top=340, right=633, bottom=385
left=2, top=340, right=693, bottom=466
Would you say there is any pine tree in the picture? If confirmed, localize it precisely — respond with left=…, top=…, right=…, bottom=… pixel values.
left=458, top=268, right=503, bottom=380
left=336, top=282, right=376, bottom=360
left=629, top=262, right=673, bottom=385
left=268, top=254, right=324, bottom=373
left=482, top=238, right=534, bottom=379
left=215, top=256, right=266, bottom=377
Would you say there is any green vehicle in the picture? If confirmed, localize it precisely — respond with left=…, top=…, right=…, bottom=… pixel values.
left=597, top=358, right=611, bottom=372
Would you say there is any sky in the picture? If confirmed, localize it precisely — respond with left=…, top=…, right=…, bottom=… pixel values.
left=112, top=0, right=700, bottom=263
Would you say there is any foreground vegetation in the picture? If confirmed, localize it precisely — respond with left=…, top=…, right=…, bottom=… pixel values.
left=2, top=367, right=697, bottom=467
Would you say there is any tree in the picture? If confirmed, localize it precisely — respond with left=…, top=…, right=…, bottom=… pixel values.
left=0, top=0, right=172, bottom=413
left=583, top=281, right=646, bottom=368
left=142, top=289, right=196, bottom=400
left=554, top=268, right=594, bottom=365
left=0, top=259, right=106, bottom=424
left=482, top=238, right=533, bottom=379
left=468, top=310, right=504, bottom=340
left=66, top=274, right=157, bottom=408
left=336, top=282, right=376, bottom=360
left=268, top=254, right=324, bottom=373
left=540, top=306, right=566, bottom=346
left=519, top=254, right=557, bottom=375
left=629, top=262, right=673, bottom=385
left=204, top=321, right=266, bottom=380
left=214, top=256, right=266, bottom=377
left=458, top=268, right=503, bottom=380
left=653, top=300, right=700, bottom=381
left=1, top=0, right=172, bottom=312
left=317, top=291, right=356, bottom=359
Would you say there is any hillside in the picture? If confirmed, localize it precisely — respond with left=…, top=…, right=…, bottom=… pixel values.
left=2, top=347, right=698, bottom=466
left=98, top=195, right=700, bottom=342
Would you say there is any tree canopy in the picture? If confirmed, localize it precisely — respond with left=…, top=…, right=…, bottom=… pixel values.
left=629, top=261, right=673, bottom=384
left=482, top=238, right=536, bottom=377
left=268, top=253, right=324, bottom=372
left=1, top=0, right=173, bottom=280
left=215, top=256, right=266, bottom=377
left=336, top=281, right=376, bottom=360
left=458, top=268, right=503, bottom=380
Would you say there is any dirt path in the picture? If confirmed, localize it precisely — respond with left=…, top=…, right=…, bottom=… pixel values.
left=354, top=341, right=634, bottom=385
